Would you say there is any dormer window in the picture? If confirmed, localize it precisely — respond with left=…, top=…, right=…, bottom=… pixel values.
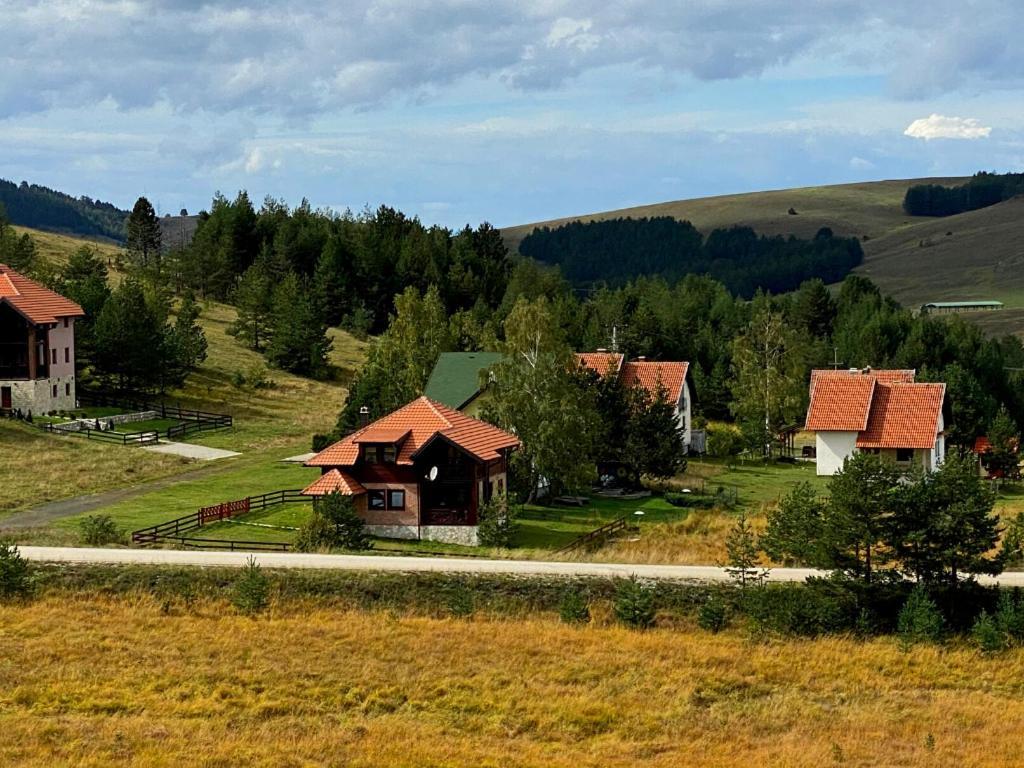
left=383, top=445, right=396, bottom=463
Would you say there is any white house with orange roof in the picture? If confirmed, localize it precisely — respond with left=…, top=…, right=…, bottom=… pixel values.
left=575, top=350, right=693, bottom=450
left=805, top=368, right=946, bottom=476
left=304, top=396, right=520, bottom=545
left=0, top=263, right=84, bottom=414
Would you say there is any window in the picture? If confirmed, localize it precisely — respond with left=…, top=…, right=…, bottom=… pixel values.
left=861, top=447, right=880, bottom=455
left=388, top=490, right=405, bottom=510
left=363, top=446, right=381, bottom=463
left=52, top=384, right=57, bottom=398
left=896, top=448, right=914, bottom=463
left=383, top=445, right=396, bottom=463
left=368, top=490, right=386, bottom=510
left=63, top=318, right=68, bottom=328
left=64, top=347, right=69, bottom=364
left=51, top=349, right=57, bottom=365
left=65, top=383, right=70, bottom=396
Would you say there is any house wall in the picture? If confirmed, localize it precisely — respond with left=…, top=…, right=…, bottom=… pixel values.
left=1, top=376, right=76, bottom=414
left=47, top=321, right=75, bottom=379
left=816, top=431, right=858, bottom=476
left=361, top=482, right=420, bottom=527
left=677, top=381, right=692, bottom=448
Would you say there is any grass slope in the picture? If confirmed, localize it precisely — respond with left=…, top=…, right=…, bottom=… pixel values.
left=504, top=176, right=1024, bottom=336
left=4, top=594, right=1024, bottom=767
left=12, top=225, right=122, bottom=266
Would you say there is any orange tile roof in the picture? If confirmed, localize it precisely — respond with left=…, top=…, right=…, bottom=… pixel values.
left=806, top=369, right=943, bottom=449
left=575, top=352, right=624, bottom=377
left=856, top=383, right=945, bottom=449
left=620, top=361, right=688, bottom=404
left=0, top=263, right=85, bottom=325
left=353, top=428, right=411, bottom=444
left=806, top=375, right=877, bottom=432
left=307, top=396, right=520, bottom=468
left=303, top=469, right=366, bottom=496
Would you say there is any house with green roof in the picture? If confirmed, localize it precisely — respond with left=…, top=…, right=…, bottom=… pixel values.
left=424, top=352, right=503, bottom=418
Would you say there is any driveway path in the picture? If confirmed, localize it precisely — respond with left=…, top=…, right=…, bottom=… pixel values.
left=0, top=464, right=230, bottom=530
left=145, top=442, right=241, bottom=460
left=16, top=546, right=1024, bottom=586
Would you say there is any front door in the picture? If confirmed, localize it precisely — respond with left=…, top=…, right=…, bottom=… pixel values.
left=1, top=386, right=11, bottom=410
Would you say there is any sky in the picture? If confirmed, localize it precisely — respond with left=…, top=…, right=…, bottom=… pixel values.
left=2, top=0, right=1024, bottom=230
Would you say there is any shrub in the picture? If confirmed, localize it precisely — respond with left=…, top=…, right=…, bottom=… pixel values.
left=613, top=577, right=656, bottom=629
left=559, top=586, right=591, bottom=625
left=79, top=514, right=121, bottom=546
left=232, top=556, right=269, bottom=615
left=445, top=585, right=475, bottom=617
left=995, top=590, right=1024, bottom=642
left=296, top=492, right=371, bottom=552
left=0, top=540, right=31, bottom=601
left=897, top=586, right=944, bottom=646
left=971, top=610, right=1006, bottom=653
left=742, top=581, right=857, bottom=637
left=697, top=595, right=728, bottom=633
left=705, top=423, right=744, bottom=459
left=311, top=433, right=334, bottom=452
left=477, top=495, right=517, bottom=548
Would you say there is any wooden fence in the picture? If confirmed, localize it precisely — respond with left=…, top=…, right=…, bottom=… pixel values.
left=556, top=516, right=630, bottom=555
left=78, top=390, right=233, bottom=439
left=131, top=489, right=310, bottom=548
left=42, top=422, right=160, bottom=445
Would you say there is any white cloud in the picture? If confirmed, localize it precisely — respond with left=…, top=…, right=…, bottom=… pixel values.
left=904, top=114, right=992, bottom=140
left=545, top=18, right=601, bottom=51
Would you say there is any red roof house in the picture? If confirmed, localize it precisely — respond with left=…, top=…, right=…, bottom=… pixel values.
left=304, top=396, right=520, bottom=545
left=0, top=263, right=84, bottom=414
left=575, top=351, right=693, bottom=450
left=805, top=368, right=945, bottom=476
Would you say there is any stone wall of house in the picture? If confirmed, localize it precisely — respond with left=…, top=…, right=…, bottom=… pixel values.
left=421, top=525, right=479, bottom=546
left=3, top=376, right=76, bottom=415
left=365, top=524, right=419, bottom=540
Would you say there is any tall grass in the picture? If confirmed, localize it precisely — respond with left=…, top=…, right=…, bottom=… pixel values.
left=3, top=593, right=1024, bottom=767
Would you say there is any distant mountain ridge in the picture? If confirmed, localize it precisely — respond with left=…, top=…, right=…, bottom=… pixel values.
left=0, top=178, right=128, bottom=242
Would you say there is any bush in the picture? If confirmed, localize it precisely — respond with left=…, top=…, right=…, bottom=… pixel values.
left=232, top=556, right=269, bottom=615
left=742, top=581, right=857, bottom=636
left=897, top=586, right=944, bottom=646
left=995, top=590, right=1024, bottom=642
left=477, top=495, right=517, bottom=548
left=559, top=586, right=591, bottom=625
left=705, top=423, right=744, bottom=459
left=79, top=514, right=121, bottom=546
left=697, top=595, right=728, bottom=633
left=614, top=577, right=656, bottom=629
left=311, top=433, right=335, bottom=452
left=664, top=492, right=715, bottom=509
left=971, top=610, right=1006, bottom=653
left=296, top=492, right=371, bottom=551
left=0, top=540, right=31, bottom=601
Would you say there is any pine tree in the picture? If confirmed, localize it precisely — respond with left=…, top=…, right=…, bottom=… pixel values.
left=125, top=196, right=162, bottom=273
left=93, top=279, right=164, bottom=391
left=229, top=259, right=274, bottom=351
left=725, top=510, right=763, bottom=587
left=265, top=273, right=332, bottom=378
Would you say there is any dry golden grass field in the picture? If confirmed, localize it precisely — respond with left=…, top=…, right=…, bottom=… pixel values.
left=3, top=593, right=1024, bottom=768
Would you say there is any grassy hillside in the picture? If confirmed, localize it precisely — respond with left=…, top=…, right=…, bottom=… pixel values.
left=5, top=593, right=1024, bottom=766
left=12, top=225, right=122, bottom=266
left=504, top=176, right=1024, bottom=336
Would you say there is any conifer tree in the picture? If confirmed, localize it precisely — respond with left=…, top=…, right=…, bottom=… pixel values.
left=125, top=196, right=162, bottom=273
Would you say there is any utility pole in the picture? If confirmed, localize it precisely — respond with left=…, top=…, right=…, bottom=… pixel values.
left=831, top=347, right=843, bottom=370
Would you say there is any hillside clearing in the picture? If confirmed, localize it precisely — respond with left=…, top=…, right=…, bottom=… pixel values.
left=3, top=594, right=1024, bottom=767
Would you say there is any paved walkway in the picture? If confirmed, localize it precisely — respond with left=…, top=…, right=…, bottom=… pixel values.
left=16, top=547, right=1024, bottom=586
left=145, top=442, right=241, bottom=461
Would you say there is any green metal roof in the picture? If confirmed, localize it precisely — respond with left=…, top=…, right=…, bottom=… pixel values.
left=424, top=352, right=503, bottom=409
left=922, top=300, right=1004, bottom=308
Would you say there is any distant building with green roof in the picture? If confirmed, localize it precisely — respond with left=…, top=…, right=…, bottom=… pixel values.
left=920, top=300, right=1003, bottom=315
left=424, top=352, right=503, bottom=417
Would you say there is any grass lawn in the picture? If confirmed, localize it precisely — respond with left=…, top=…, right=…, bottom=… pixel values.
left=112, top=418, right=182, bottom=434
left=5, top=593, right=1024, bottom=767
left=0, top=420, right=194, bottom=519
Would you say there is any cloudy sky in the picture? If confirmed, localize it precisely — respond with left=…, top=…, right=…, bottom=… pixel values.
left=2, top=0, right=1023, bottom=229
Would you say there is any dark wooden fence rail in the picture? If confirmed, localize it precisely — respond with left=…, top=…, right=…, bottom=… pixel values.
left=42, top=423, right=160, bottom=446
left=555, top=516, right=630, bottom=556
left=131, top=489, right=310, bottom=547
left=77, top=390, right=233, bottom=440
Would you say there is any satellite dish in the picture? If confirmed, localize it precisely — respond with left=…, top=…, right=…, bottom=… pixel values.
left=427, top=466, right=439, bottom=481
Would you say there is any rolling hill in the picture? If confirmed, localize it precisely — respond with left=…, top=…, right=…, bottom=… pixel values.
left=503, top=177, right=1024, bottom=337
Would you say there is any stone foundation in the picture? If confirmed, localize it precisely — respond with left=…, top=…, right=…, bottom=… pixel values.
left=363, top=524, right=480, bottom=546
left=2, top=376, right=76, bottom=415
left=421, top=525, right=479, bottom=547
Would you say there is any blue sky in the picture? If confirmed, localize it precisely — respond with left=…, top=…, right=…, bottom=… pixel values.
left=2, top=0, right=1023, bottom=229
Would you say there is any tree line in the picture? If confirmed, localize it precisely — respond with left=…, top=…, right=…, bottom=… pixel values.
left=518, top=217, right=864, bottom=297
left=0, top=179, right=127, bottom=241
left=903, top=172, right=1024, bottom=217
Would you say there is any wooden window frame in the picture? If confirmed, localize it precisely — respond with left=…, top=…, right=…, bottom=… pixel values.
left=388, top=489, right=406, bottom=511
left=368, top=490, right=386, bottom=510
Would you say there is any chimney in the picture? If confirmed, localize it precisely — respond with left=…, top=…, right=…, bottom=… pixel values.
left=862, top=366, right=872, bottom=375
left=637, top=356, right=647, bottom=362
left=358, top=406, right=370, bottom=428
left=596, top=348, right=608, bottom=353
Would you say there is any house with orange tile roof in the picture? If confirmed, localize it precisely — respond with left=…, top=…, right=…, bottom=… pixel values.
left=303, top=396, right=520, bottom=545
left=0, top=263, right=85, bottom=414
left=575, top=350, right=693, bottom=451
left=805, top=368, right=946, bottom=476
